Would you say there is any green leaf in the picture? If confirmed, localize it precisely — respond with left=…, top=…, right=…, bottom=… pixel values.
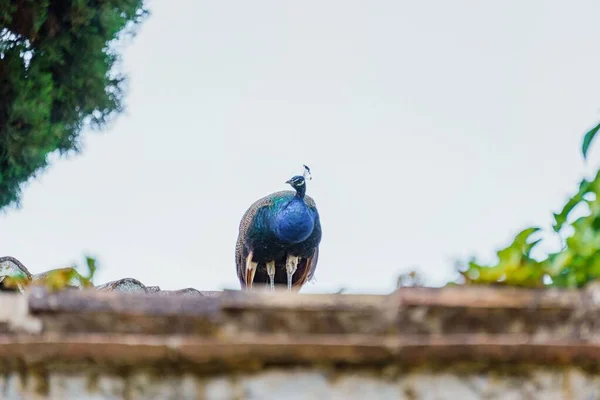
left=85, top=256, right=97, bottom=278
left=511, top=227, right=541, bottom=247
left=524, top=239, right=542, bottom=257
left=553, top=179, right=591, bottom=232
left=583, top=121, right=600, bottom=160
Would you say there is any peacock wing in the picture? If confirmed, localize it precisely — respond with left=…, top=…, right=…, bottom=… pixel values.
left=235, top=190, right=296, bottom=285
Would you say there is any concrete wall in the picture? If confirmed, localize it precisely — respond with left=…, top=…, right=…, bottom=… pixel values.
left=1, top=367, right=597, bottom=399
left=2, top=285, right=600, bottom=399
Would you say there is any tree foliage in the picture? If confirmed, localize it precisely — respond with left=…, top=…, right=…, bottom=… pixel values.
left=456, top=120, right=600, bottom=288
left=0, top=0, right=147, bottom=208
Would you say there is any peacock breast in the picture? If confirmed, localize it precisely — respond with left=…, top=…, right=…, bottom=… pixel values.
left=270, top=197, right=315, bottom=244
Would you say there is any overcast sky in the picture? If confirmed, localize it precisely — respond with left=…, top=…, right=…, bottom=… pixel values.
left=1, top=0, right=600, bottom=293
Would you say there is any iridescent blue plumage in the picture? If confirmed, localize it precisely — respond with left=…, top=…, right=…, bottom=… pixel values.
left=271, top=195, right=315, bottom=244
left=235, top=170, right=322, bottom=291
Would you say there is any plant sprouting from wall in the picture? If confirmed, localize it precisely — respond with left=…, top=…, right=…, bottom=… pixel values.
left=2, top=255, right=99, bottom=292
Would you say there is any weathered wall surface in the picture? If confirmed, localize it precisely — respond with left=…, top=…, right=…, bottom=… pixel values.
left=2, top=281, right=600, bottom=399
left=1, top=367, right=599, bottom=399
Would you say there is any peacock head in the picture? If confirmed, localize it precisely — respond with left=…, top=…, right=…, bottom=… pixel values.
left=286, top=165, right=312, bottom=198
left=285, top=175, right=306, bottom=193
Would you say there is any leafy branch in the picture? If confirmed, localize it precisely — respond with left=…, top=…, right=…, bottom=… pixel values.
left=454, top=120, right=600, bottom=288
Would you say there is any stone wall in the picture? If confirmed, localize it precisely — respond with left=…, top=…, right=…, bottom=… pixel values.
left=2, top=367, right=599, bottom=399
left=2, top=284, right=600, bottom=399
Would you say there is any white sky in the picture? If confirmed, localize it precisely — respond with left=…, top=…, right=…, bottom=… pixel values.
left=1, top=0, right=600, bottom=294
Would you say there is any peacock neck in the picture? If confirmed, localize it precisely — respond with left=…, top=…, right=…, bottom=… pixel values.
left=295, top=185, right=306, bottom=199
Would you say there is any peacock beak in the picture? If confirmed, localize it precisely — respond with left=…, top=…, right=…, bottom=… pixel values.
left=285, top=179, right=291, bottom=184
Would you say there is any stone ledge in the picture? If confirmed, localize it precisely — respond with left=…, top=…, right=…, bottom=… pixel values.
left=2, top=285, right=600, bottom=398
left=4, top=334, right=600, bottom=367
left=0, top=284, right=596, bottom=370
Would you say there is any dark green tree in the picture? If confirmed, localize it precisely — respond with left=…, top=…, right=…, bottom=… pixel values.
left=0, top=0, right=147, bottom=208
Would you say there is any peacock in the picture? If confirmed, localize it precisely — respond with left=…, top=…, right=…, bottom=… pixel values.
left=235, top=166, right=322, bottom=291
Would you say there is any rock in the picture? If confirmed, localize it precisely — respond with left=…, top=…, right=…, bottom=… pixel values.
left=95, top=278, right=148, bottom=293
left=0, top=256, right=31, bottom=293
